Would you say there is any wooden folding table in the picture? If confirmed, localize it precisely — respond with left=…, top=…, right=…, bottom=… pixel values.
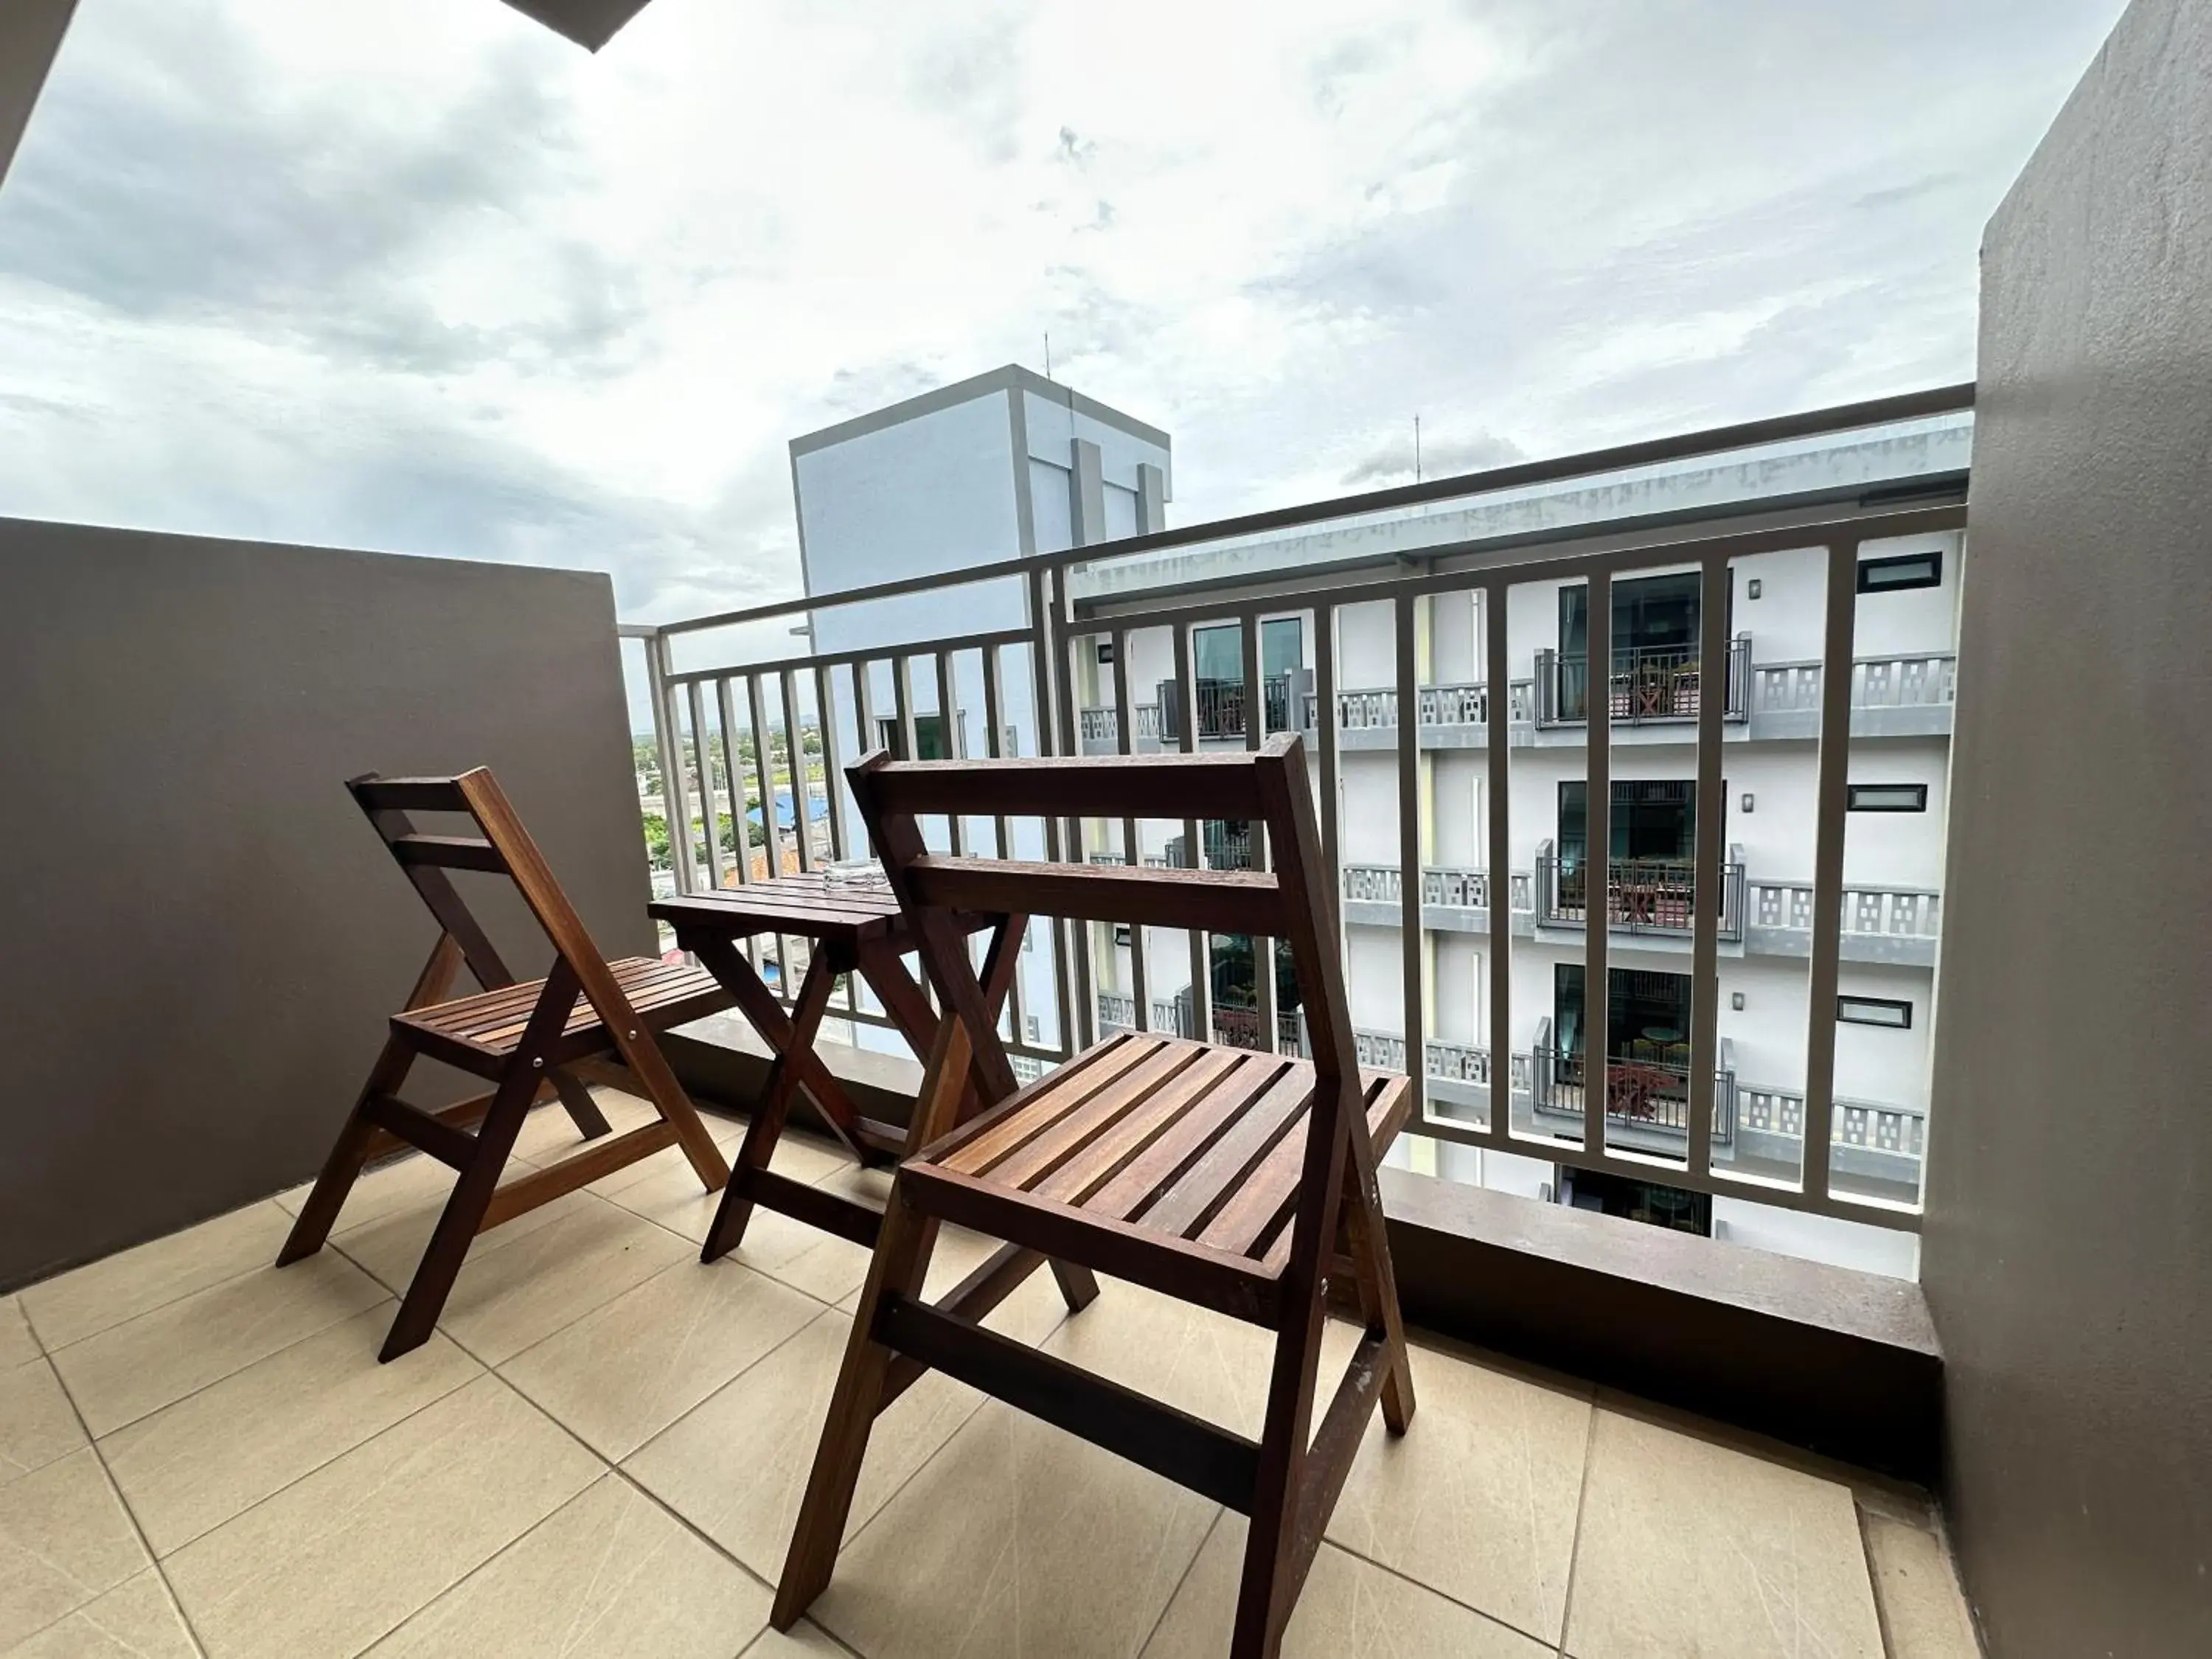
left=648, top=873, right=1030, bottom=1265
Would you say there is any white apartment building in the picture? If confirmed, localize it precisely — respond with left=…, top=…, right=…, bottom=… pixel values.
left=1065, top=417, right=1968, bottom=1277
left=779, top=367, right=1961, bottom=1277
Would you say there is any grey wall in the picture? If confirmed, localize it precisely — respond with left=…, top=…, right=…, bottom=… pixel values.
left=0, top=519, right=653, bottom=1291
left=1925, top=1, right=2212, bottom=1653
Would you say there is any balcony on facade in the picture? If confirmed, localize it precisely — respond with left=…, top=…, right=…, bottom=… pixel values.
left=1533, top=842, right=1749, bottom=944
left=1532, top=638, right=1753, bottom=730
left=1078, top=670, right=1316, bottom=752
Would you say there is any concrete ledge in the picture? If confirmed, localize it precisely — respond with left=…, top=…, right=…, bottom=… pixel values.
left=1380, top=1166, right=1941, bottom=1481
left=662, top=1020, right=1944, bottom=1482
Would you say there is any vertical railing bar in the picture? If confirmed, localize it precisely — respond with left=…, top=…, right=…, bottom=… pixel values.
left=686, top=679, right=725, bottom=892
left=1585, top=571, right=1612, bottom=1155
left=1110, top=627, right=1150, bottom=1034
left=1802, top=538, right=1857, bottom=1204
left=1486, top=581, right=1512, bottom=1140
left=1031, top=567, right=1078, bottom=1060
left=933, top=649, right=967, bottom=857
left=1394, top=593, right=1425, bottom=1118
left=1687, top=553, right=1730, bottom=1179
left=779, top=668, right=813, bottom=874
left=653, top=635, right=698, bottom=896
left=1172, top=619, right=1208, bottom=1048
left=712, top=678, right=755, bottom=992
left=980, top=643, right=1022, bottom=1051
left=814, top=661, right=846, bottom=863
left=1242, top=607, right=1277, bottom=1054
left=1054, top=600, right=1096, bottom=1053
left=745, top=672, right=790, bottom=995
left=1313, top=599, right=1339, bottom=1068
left=892, top=654, right=917, bottom=768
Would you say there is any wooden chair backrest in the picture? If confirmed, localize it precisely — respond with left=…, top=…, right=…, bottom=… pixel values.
left=348, top=769, right=647, bottom=1042
left=846, top=733, right=1364, bottom=1152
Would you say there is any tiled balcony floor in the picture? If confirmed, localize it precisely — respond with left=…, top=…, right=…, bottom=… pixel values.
left=1, top=1092, right=1981, bottom=1658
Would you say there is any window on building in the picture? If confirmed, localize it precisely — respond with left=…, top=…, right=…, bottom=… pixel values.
left=1838, top=995, right=1913, bottom=1029
left=874, top=714, right=951, bottom=759
left=1554, top=964, right=1692, bottom=1064
left=1561, top=1168, right=1711, bottom=1236
left=1558, top=779, right=1702, bottom=870
left=1556, top=571, right=1719, bottom=718
left=1846, top=783, right=1927, bottom=812
left=1856, top=549, right=1941, bottom=593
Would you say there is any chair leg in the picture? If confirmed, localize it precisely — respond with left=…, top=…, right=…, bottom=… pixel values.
left=1231, top=1306, right=1330, bottom=1659
left=378, top=1056, right=542, bottom=1363
left=549, top=1070, right=613, bottom=1139
left=773, top=1187, right=942, bottom=1630
left=1048, top=1258, right=1102, bottom=1312
left=276, top=1035, right=418, bottom=1267
left=1337, top=1140, right=1416, bottom=1433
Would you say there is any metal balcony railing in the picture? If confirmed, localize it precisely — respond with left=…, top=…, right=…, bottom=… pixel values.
left=1534, top=638, right=1752, bottom=728
left=1534, top=845, right=1747, bottom=942
left=1528, top=1023, right=1739, bottom=1144
left=629, top=386, right=1968, bottom=1233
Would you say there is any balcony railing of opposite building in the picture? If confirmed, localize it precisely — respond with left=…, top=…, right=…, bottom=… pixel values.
left=630, top=387, right=1967, bottom=1233
left=1077, top=703, right=1159, bottom=744
left=1534, top=638, right=1753, bottom=728
left=1534, top=843, right=1747, bottom=942
left=1528, top=1021, right=1739, bottom=1144
left=1751, top=651, right=1956, bottom=717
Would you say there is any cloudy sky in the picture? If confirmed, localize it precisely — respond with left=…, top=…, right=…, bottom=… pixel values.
left=0, top=0, right=2124, bottom=630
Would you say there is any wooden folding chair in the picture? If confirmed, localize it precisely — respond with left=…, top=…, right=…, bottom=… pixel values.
left=773, top=734, right=1417, bottom=1659
left=276, top=769, right=734, bottom=1360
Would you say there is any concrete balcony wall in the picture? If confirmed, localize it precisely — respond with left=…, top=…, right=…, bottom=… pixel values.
left=0, top=521, right=650, bottom=1292
left=1927, top=2, right=2212, bottom=1650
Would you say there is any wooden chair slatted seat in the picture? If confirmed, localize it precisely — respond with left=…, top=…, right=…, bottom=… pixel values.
left=772, top=734, right=1416, bottom=1659
left=276, top=768, right=732, bottom=1360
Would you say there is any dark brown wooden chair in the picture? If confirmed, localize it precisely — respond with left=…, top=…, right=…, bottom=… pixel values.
left=276, top=768, right=733, bottom=1360
left=773, top=734, right=1416, bottom=1659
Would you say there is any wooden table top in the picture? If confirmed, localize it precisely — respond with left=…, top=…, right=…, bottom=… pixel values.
left=649, top=873, right=908, bottom=944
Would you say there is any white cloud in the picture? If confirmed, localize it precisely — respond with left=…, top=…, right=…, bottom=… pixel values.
left=0, top=0, right=2127, bottom=639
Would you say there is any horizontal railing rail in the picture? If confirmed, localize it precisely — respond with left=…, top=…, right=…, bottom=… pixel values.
left=630, top=420, right=1969, bottom=1233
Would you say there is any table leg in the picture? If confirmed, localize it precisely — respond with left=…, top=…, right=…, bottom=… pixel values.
left=702, top=943, right=846, bottom=1262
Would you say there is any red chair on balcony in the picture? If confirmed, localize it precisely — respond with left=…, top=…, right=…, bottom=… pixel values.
left=771, top=734, right=1416, bottom=1659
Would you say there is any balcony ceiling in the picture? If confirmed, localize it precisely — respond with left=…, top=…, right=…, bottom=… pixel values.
left=496, top=0, right=658, bottom=51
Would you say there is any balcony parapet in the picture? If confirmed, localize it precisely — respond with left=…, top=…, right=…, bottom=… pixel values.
left=1743, top=878, right=1941, bottom=967
left=1748, top=651, right=1955, bottom=739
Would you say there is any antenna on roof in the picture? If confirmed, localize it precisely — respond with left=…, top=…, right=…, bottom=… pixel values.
left=1044, top=333, right=1053, bottom=380
left=1414, top=414, right=1422, bottom=483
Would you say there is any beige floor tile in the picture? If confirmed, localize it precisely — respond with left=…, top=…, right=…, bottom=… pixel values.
left=1144, top=1513, right=1553, bottom=1659
left=364, top=1473, right=768, bottom=1658
left=164, top=1373, right=599, bottom=1659
left=0, top=1363, right=85, bottom=1486
left=1864, top=1514, right=1982, bottom=1658
left=274, top=1146, right=515, bottom=1231
left=1, top=1568, right=198, bottom=1659
left=512, top=1090, right=661, bottom=1164
left=1563, top=1405, right=1883, bottom=1659
left=51, top=1253, right=386, bottom=1438
left=594, top=1125, right=844, bottom=1203
left=1324, top=1338, right=1590, bottom=1644
left=101, top=1304, right=482, bottom=1557
left=0, top=1448, right=149, bottom=1649
left=18, top=1203, right=292, bottom=1352
left=0, top=1303, right=35, bottom=1371
left=818, top=1400, right=1219, bottom=1659
left=624, top=1310, right=984, bottom=1582
left=330, top=1182, right=589, bottom=1295
left=737, top=1621, right=849, bottom=1658
left=430, top=1197, right=692, bottom=1366
left=501, top=1256, right=818, bottom=1459
left=1038, top=1276, right=1278, bottom=1437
